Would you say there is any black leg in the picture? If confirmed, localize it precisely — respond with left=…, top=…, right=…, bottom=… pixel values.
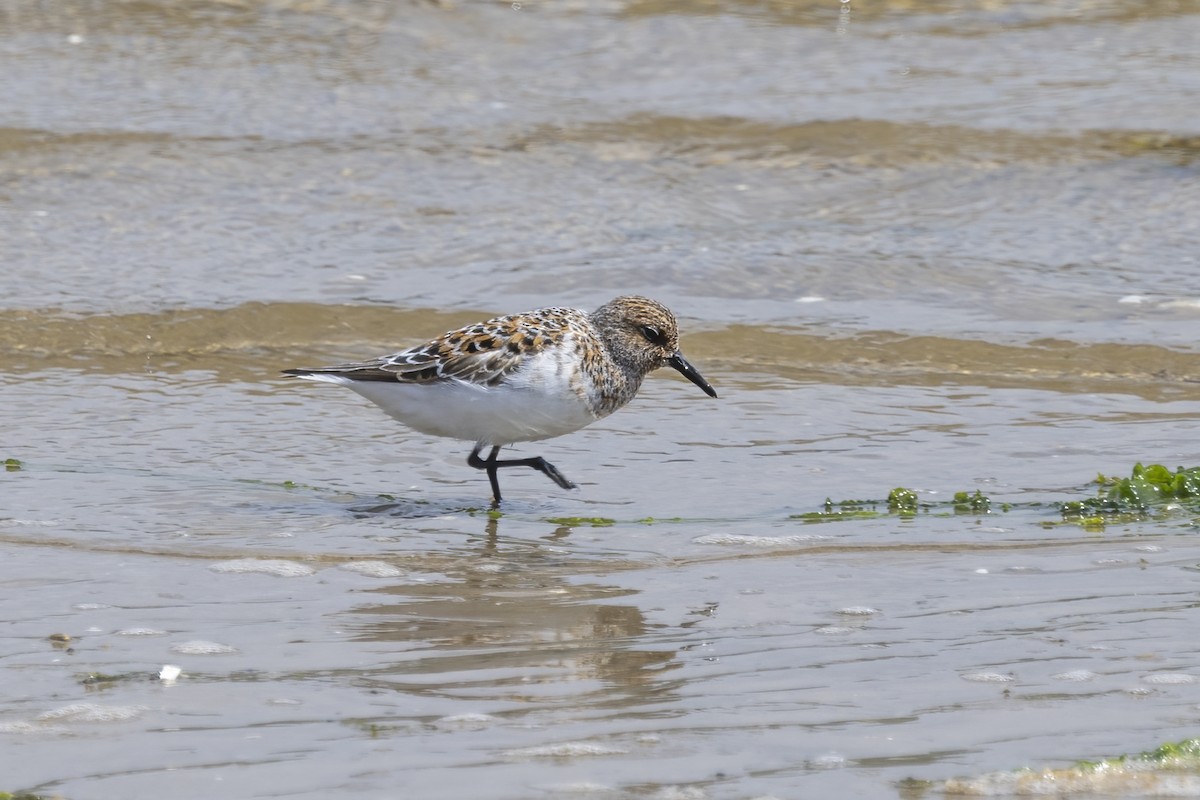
left=467, top=443, right=576, bottom=504
left=468, top=444, right=504, bottom=504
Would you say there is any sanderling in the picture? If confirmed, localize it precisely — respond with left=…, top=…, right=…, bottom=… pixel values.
left=284, top=295, right=717, bottom=503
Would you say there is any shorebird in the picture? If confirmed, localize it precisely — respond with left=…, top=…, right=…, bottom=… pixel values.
left=284, top=295, right=717, bottom=503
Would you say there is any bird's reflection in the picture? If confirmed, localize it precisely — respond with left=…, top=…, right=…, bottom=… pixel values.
left=343, top=511, right=680, bottom=699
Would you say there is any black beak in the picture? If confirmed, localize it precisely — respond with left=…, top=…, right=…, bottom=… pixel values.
left=668, top=352, right=718, bottom=398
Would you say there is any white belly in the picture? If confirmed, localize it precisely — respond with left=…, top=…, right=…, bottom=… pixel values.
left=301, top=353, right=600, bottom=445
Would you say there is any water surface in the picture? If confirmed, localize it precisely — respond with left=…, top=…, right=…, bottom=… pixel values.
left=2, top=1, right=1200, bottom=798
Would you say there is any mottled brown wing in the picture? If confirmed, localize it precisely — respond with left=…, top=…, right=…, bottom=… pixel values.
left=287, top=311, right=568, bottom=386
left=380, top=340, right=531, bottom=387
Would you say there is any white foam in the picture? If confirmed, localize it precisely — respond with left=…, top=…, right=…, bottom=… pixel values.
left=944, top=767, right=1200, bottom=795
left=210, top=559, right=314, bottom=577
left=961, top=671, right=1014, bottom=683
left=340, top=561, right=405, bottom=578
left=693, top=533, right=829, bottom=547
left=0, top=721, right=41, bottom=734
left=648, top=788, right=708, bottom=800
left=814, top=626, right=854, bottom=636
left=505, top=742, right=628, bottom=758
left=1143, top=672, right=1196, bottom=685
left=37, top=703, right=147, bottom=723
left=170, top=640, right=238, bottom=655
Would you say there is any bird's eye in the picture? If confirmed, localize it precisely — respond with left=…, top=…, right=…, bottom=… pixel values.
left=639, top=325, right=666, bottom=346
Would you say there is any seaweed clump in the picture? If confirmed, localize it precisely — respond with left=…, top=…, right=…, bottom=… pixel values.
left=793, top=488, right=997, bottom=523
left=936, top=736, right=1200, bottom=796
left=1061, top=463, right=1200, bottom=525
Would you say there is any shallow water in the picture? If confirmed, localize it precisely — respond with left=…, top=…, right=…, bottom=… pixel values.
left=3, top=1, right=1200, bottom=798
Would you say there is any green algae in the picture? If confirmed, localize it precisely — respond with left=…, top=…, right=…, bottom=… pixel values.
left=887, top=487, right=920, bottom=514
left=791, top=463, right=1200, bottom=529
left=1075, top=737, right=1200, bottom=772
left=1061, top=463, right=1200, bottom=523
left=792, top=488, right=999, bottom=523
left=79, top=671, right=148, bottom=687
left=934, top=737, right=1200, bottom=796
left=545, top=516, right=617, bottom=527
left=953, top=490, right=992, bottom=514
